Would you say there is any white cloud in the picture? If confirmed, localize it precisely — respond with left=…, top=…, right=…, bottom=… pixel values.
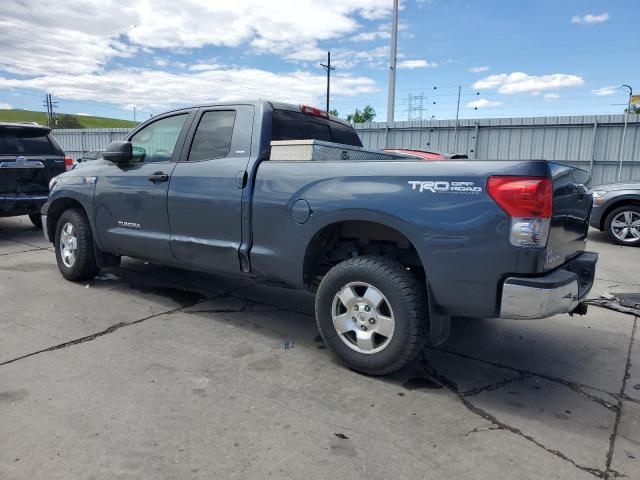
left=571, top=13, right=609, bottom=25
left=467, top=99, right=502, bottom=109
left=352, top=25, right=391, bottom=42
left=0, top=102, right=12, bottom=109
left=397, top=59, right=437, bottom=69
left=469, top=66, right=490, bottom=73
left=473, top=72, right=584, bottom=94
left=0, top=0, right=393, bottom=77
left=0, top=68, right=379, bottom=111
left=76, top=112, right=90, bottom=116
left=592, top=86, right=619, bottom=96
left=543, top=93, right=560, bottom=101
left=0, top=0, right=387, bottom=111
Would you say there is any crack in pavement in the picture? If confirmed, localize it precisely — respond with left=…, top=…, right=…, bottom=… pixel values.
left=604, top=316, right=638, bottom=478
left=427, top=346, right=621, bottom=409
left=418, top=351, right=612, bottom=479
left=0, top=296, right=214, bottom=367
left=461, top=373, right=532, bottom=396
left=0, top=247, right=46, bottom=257
left=0, top=280, right=263, bottom=368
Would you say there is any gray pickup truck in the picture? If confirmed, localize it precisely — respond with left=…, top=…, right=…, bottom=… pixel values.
left=43, top=101, right=597, bottom=375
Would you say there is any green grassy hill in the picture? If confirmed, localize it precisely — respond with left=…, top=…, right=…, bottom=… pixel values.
left=0, top=109, right=138, bottom=128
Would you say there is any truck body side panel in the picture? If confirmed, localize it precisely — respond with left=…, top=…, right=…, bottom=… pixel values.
left=250, top=159, right=554, bottom=318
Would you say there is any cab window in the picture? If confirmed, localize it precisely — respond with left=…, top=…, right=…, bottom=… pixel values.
left=188, top=110, right=236, bottom=162
left=130, top=114, right=188, bottom=163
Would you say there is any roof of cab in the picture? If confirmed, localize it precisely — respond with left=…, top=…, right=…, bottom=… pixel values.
left=157, top=100, right=352, bottom=127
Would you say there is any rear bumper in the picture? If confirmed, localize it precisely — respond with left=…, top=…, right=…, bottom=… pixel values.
left=0, top=194, right=48, bottom=217
left=500, top=251, right=597, bottom=319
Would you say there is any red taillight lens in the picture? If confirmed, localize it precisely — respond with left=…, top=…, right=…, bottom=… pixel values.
left=300, top=104, right=329, bottom=118
left=64, top=157, right=74, bottom=170
left=487, top=176, right=552, bottom=218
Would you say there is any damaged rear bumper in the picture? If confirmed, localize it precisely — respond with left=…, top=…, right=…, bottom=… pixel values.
left=500, top=251, right=597, bottom=320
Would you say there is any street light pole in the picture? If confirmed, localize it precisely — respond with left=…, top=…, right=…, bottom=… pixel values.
left=386, top=0, right=399, bottom=145
left=618, top=84, right=632, bottom=181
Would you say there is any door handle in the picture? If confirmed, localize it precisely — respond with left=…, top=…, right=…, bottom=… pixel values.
left=148, top=172, right=169, bottom=183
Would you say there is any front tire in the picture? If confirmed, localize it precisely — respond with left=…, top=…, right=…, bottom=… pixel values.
left=54, top=208, right=100, bottom=281
left=315, top=256, right=427, bottom=375
left=604, top=205, right=640, bottom=246
left=29, top=213, right=42, bottom=229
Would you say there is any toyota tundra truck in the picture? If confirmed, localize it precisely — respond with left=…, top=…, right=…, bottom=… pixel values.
left=43, top=101, right=597, bottom=375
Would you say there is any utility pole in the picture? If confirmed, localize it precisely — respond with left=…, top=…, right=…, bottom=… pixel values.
left=618, top=84, right=633, bottom=181
left=320, top=51, right=335, bottom=113
left=42, top=93, right=58, bottom=127
left=133, top=105, right=137, bottom=122
left=386, top=0, right=399, bottom=127
left=452, top=85, right=462, bottom=152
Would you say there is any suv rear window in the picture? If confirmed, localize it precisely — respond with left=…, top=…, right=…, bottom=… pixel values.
left=0, top=129, right=61, bottom=155
left=272, top=110, right=363, bottom=147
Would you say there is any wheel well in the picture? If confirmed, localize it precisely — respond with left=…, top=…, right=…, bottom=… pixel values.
left=599, top=199, right=640, bottom=230
left=46, top=198, right=85, bottom=242
left=303, top=220, right=423, bottom=291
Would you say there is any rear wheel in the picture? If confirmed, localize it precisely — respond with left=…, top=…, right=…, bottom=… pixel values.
left=315, top=256, right=427, bottom=375
left=604, top=205, right=640, bottom=246
left=54, top=208, right=100, bottom=281
left=28, top=213, right=42, bottom=229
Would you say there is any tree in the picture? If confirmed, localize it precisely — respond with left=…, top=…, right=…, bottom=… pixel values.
left=346, top=105, right=376, bottom=124
left=55, top=114, right=84, bottom=129
left=625, top=105, right=640, bottom=114
left=328, top=109, right=339, bottom=117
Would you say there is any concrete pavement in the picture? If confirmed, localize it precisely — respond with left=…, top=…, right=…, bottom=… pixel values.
left=1, top=216, right=637, bottom=479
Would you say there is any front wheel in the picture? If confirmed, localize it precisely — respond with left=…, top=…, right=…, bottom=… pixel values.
left=54, top=208, right=100, bottom=281
left=604, top=205, right=640, bottom=246
left=315, top=256, right=427, bottom=375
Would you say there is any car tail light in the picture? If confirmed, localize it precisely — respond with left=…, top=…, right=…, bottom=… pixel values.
left=300, top=104, right=329, bottom=118
left=487, top=176, right=553, bottom=247
left=64, top=157, right=74, bottom=171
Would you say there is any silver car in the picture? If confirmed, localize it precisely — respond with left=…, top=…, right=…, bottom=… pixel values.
left=590, top=181, right=640, bottom=246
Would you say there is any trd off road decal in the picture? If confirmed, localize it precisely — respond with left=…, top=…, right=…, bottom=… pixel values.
left=408, top=180, right=483, bottom=194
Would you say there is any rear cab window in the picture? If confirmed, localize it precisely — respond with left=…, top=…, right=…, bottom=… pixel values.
left=188, top=110, right=236, bottom=161
left=272, top=110, right=362, bottom=147
left=0, top=128, right=62, bottom=156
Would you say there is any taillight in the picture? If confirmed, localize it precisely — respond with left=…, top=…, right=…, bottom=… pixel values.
left=487, top=176, right=553, bottom=247
left=300, top=104, right=329, bottom=118
left=64, top=157, right=74, bottom=171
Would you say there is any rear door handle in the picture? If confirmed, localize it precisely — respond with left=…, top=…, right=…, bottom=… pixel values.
left=148, top=172, right=169, bottom=183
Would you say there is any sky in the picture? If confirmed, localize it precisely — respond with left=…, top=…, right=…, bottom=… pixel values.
left=0, top=0, right=637, bottom=122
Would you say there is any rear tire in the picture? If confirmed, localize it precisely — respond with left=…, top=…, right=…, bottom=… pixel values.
left=54, top=208, right=100, bottom=281
left=315, top=256, right=427, bottom=375
left=29, top=213, right=42, bottom=229
left=604, top=205, right=640, bottom=246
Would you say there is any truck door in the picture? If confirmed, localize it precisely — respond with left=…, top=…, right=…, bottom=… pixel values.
left=167, top=105, right=254, bottom=273
left=94, top=111, right=193, bottom=262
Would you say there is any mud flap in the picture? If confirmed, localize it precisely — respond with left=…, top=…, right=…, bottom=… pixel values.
left=427, top=282, right=450, bottom=346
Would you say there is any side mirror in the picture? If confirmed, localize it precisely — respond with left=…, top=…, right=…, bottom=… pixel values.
left=102, top=141, right=133, bottom=164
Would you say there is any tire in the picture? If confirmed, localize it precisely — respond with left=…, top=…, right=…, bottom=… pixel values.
left=604, top=205, right=640, bottom=247
left=54, top=208, right=100, bottom=281
left=315, top=256, right=427, bottom=375
left=29, top=213, right=42, bottom=229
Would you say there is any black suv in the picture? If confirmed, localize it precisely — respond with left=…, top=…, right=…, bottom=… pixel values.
left=0, top=122, right=69, bottom=227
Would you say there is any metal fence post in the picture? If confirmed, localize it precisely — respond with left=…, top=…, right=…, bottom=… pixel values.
left=588, top=121, right=598, bottom=177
